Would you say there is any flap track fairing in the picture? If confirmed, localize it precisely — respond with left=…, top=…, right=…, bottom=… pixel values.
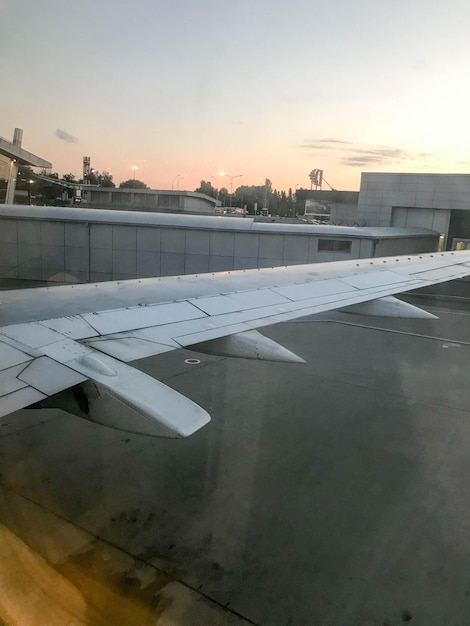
left=340, top=296, right=438, bottom=319
left=189, top=329, right=306, bottom=363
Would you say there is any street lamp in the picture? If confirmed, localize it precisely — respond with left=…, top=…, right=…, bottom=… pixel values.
left=210, top=176, right=219, bottom=202
left=172, top=174, right=181, bottom=190
left=178, top=173, right=187, bottom=191
left=28, top=179, right=34, bottom=205
left=219, top=171, right=243, bottom=208
left=131, top=165, right=138, bottom=188
left=172, top=174, right=187, bottom=190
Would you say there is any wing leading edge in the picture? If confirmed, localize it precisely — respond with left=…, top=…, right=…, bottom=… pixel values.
left=0, top=250, right=469, bottom=437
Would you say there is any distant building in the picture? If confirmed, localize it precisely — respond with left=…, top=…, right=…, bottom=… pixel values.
left=79, top=187, right=217, bottom=215
left=357, top=173, right=470, bottom=251
left=296, top=190, right=360, bottom=225
left=297, top=174, right=470, bottom=251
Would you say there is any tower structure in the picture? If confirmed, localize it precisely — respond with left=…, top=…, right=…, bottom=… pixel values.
left=83, top=156, right=91, bottom=184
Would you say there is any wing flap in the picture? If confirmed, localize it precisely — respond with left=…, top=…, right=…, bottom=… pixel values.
left=18, top=356, right=86, bottom=395
left=0, top=387, right=46, bottom=418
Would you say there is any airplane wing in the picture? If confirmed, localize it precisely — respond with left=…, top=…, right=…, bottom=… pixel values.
left=1, top=250, right=469, bottom=437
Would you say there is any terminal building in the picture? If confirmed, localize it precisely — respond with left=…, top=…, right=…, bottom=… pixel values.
left=299, top=173, right=470, bottom=252
left=0, top=205, right=438, bottom=284
left=357, top=173, right=470, bottom=251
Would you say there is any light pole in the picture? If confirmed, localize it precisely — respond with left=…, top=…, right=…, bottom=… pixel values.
left=131, top=165, right=138, bottom=188
left=219, top=171, right=243, bottom=208
left=172, top=174, right=181, bottom=190
left=178, top=173, right=187, bottom=191
left=5, top=158, right=17, bottom=204
left=28, top=179, right=34, bottom=205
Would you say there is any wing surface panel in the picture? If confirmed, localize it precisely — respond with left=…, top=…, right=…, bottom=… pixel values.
left=338, top=270, right=413, bottom=290
left=189, top=288, right=290, bottom=315
left=80, top=300, right=207, bottom=335
left=41, top=316, right=100, bottom=340
left=0, top=342, right=33, bottom=369
left=272, top=278, right=354, bottom=300
left=83, top=336, right=174, bottom=362
left=0, top=323, right=63, bottom=350
left=0, top=364, right=30, bottom=396
left=0, top=387, right=46, bottom=418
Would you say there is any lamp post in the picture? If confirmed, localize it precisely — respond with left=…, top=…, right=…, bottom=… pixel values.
left=172, top=174, right=181, bottom=190
left=28, top=179, right=34, bottom=205
left=131, top=165, right=138, bottom=188
left=5, top=158, right=17, bottom=204
left=219, top=171, right=242, bottom=208
left=178, top=173, right=187, bottom=191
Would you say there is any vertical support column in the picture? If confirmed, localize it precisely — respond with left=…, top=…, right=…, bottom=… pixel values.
left=5, top=160, right=18, bottom=204
left=13, top=128, right=23, bottom=146
left=5, top=128, right=23, bottom=205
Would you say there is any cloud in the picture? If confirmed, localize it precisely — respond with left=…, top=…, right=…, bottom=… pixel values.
left=316, top=138, right=353, bottom=145
left=300, top=138, right=431, bottom=167
left=340, top=147, right=430, bottom=167
left=300, top=138, right=353, bottom=151
left=55, top=129, right=78, bottom=143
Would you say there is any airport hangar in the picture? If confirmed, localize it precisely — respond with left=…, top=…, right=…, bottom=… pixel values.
left=0, top=205, right=438, bottom=284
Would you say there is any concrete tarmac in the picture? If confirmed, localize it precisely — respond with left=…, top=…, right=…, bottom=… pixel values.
left=0, top=297, right=470, bottom=625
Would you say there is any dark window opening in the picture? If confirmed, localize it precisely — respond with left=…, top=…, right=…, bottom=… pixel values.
left=318, top=239, right=352, bottom=253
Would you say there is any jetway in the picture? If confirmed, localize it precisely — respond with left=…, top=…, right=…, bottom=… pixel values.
left=0, top=128, right=52, bottom=204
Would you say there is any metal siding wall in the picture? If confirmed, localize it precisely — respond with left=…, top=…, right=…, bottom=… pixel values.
left=0, top=216, right=436, bottom=284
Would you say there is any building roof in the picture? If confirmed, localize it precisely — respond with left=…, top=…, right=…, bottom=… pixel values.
left=0, top=205, right=439, bottom=239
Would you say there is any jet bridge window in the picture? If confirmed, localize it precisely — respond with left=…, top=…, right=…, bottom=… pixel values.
left=318, top=239, right=352, bottom=253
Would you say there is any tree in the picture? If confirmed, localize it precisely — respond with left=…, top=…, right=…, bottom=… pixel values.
left=218, top=187, right=229, bottom=206
left=232, top=183, right=271, bottom=214
left=78, top=170, right=115, bottom=187
left=86, top=170, right=99, bottom=185
left=194, top=180, right=217, bottom=198
left=98, top=172, right=115, bottom=188
left=119, top=178, right=148, bottom=189
left=40, top=170, right=59, bottom=180
left=62, top=173, right=76, bottom=183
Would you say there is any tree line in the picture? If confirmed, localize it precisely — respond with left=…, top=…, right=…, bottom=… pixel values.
left=195, top=179, right=297, bottom=216
left=37, top=169, right=149, bottom=189
left=5, top=167, right=299, bottom=215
